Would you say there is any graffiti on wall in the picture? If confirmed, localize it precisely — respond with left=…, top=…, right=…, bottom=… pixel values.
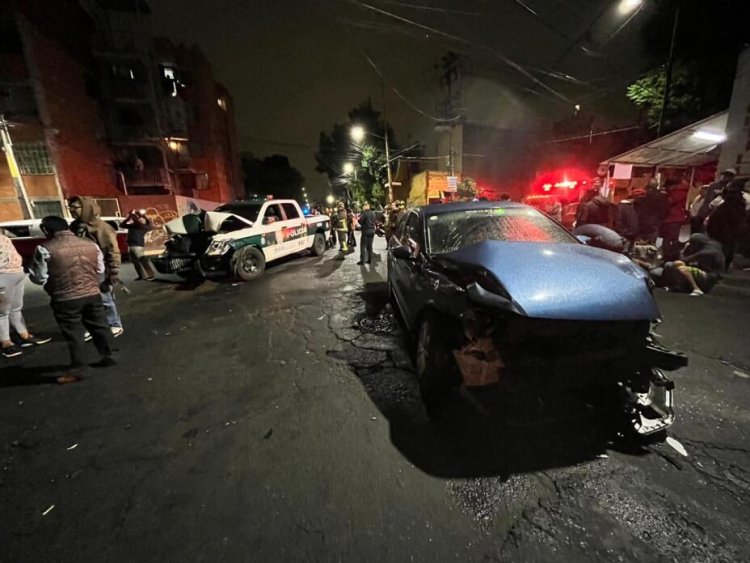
left=143, top=207, right=179, bottom=252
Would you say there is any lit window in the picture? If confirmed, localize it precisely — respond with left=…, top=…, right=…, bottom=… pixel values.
left=14, top=142, right=54, bottom=175
left=217, top=97, right=227, bottom=111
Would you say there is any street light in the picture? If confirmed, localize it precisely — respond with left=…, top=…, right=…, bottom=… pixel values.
left=350, top=125, right=366, bottom=143
left=343, top=162, right=355, bottom=175
left=326, top=194, right=335, bottom=205
left=348, top=124, right=395, bottom=203
left=618, top=0, right=642, bottom=15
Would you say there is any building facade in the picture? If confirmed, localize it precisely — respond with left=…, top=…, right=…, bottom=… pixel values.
left=0, top=0, right=242, bottom=224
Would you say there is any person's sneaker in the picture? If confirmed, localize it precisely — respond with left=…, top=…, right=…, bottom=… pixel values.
left=111, top=327, right=124, bottom=338
left=2, top=344, right=22, bottom=358
left=83, top=331, right=92, bottom=342
left=19, top=335, right=52, bottom=348
left=91, top=356, right=117, bottom=368
left=690, top=289, right=704, bottom=297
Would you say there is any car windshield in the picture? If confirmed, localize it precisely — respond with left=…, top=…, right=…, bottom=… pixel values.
left=215, top=203, right=263, bottom=224
left=427, top=207, right=576, bottom=255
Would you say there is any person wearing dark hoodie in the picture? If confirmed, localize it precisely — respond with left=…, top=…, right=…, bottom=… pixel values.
left=706, top=180, right=747, bottom=271
left=634, top=179, right=667, bottom=244
left=68, top=197, right=123, bottom=337
left=664, top=233, right=725, bottom=296
left=614, top=189, right=640, bottom=254
left=576, top=187, right=611, bottom=227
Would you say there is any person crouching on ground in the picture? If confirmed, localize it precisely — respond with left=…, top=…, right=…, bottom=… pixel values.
left=29, top=216, right=116, bottom=383
left=68, top=196, right=124, bottom=337
left=120, top=209, right=155, bottom=280
left=662, top=233, right=725, bottom=297
left=0, top=231, right=51, bottom=358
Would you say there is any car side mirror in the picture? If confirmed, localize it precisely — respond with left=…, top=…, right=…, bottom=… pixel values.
left=392, top=244, right=414, bottom=260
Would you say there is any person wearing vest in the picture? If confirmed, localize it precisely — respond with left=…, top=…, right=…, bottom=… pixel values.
left=29, top=216, right=115, bottom=383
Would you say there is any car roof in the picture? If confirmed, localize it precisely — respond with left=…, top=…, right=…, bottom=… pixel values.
left=414, top=200, right=530, bottom=216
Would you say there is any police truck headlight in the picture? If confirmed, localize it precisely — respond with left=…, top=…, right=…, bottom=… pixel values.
left=206, top=240, right=230, bottom=256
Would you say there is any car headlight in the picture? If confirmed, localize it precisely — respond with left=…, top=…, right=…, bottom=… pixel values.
left=206, top=240, right=230, bottom=256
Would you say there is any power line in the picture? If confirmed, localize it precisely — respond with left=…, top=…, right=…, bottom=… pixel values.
left=346, top=0, right=573, bottom=104
left=541, top=125, right=640, bottom=144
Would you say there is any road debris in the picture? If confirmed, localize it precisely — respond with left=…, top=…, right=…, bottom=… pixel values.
left=263, top=428, right=273, bottom=439
left=318, top=315, right=326, bottom=321
left=358, top=312, right=397, bottom=334
left=733, top=370, right=749, bottom=379
left=666, top=436, right=688, bottom=457
left=42, top=505, right=55, bottom=516
left=66, top=444, right=78, bottom=451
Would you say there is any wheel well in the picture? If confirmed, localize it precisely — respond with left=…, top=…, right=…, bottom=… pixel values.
left=231, top=244, right=265, bottom=258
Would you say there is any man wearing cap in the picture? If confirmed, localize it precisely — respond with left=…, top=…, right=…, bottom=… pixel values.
left=695, top=169, right=736, bottom=231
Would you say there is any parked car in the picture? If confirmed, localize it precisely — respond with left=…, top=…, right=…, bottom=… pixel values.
left=152, top=199, right=330, bottom=281
left=387, top=201, right=686, bottom=438
left=0, top=217, right=129, bottom=266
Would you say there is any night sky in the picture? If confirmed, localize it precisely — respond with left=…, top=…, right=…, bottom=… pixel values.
left=150, top=0, right=652, bottom=199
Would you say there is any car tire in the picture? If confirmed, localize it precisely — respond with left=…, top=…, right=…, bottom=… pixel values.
left=232, top=246, right=266, bottom=281
left=415, top=311, right=461, bottom=403
left=311, top=232, right=326, bottom=256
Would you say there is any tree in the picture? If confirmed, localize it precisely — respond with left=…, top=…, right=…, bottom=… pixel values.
left=241, top=153, right=304, bottom=200
left=626, top=62, right=707, bottom=132
left=315, top=99, right=398, bottom=202
left=457, top=178, right=478, bottom=200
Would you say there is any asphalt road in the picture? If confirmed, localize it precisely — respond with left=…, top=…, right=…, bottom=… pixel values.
left=1, top=236, right=749, bottom=562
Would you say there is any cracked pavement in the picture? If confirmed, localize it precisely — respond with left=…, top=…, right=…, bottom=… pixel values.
left=1, top=236, right=749, bottom=562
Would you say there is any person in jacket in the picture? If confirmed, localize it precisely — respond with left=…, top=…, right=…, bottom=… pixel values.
left=706, top=180, right=747, bottom=271
left=120, top=209, right=155, bottom=280
left=0, top=232, right=51, bottom=358
left=689, top=185, right=709, bottom=234
left=660, top=178, right=690, bottom=261
left=334, top=201, right=349, bottom=256
left=663, top=233, right=725, bottom=296
left=614, top=191, right=640, bottom=254
left=356, top=202, right=377, bottom=265
left=695, top=168, right=736, bottom=228
left=346, top=204, right=357, bottom=249
left=29, top=216, right=115, bottom=382
left=68, top=196, right=123, bottom=336
left=576, top=187, right=611, bottom=227
left=634, top=180, right=666, bottom=244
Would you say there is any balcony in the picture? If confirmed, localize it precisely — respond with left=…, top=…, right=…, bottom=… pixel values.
left=117, top=167, right=171, bottom=195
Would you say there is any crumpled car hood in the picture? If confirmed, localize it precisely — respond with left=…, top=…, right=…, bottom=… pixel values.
left=443, top=240, right=660, bottom=321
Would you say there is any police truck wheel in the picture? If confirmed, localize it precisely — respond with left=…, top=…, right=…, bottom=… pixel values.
left=232, top=246, right=265, bottom=281
left=311, top=233, right=326, bottom=256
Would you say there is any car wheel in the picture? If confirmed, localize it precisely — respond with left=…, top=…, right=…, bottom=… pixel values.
left=311, top=232, right=326, bottom=256
left=232, top=246, right=266, bottom=281
left=416, top=312, right=461, bottom=403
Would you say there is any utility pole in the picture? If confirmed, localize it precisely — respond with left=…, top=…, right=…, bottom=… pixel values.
left=0, top=115, right=33, bottom=219
left=381, top=79, right=395, bottom=204
left=657, top=6, right=680, bottom=138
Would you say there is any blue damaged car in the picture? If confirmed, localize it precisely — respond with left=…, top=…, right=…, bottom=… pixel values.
left=387, top=201, right=687, bottom=437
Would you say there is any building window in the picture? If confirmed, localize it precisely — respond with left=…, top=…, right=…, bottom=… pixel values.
left=217, top=97, right=227, bottom=111
left=14, top=142, right=54, bottom=175
left=31, top=200, right=63, bottom=218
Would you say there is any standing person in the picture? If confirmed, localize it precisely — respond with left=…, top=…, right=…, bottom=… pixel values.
left=346, top=204, right=357, bottom=250
left=695, top=169, right=736, bottom=231
left=689, top=185, right=709, bottom=234
left=120, top=209, right=155, bottom=281
left=576, top=187, right=611, bottom=227
left=634, top=180, right=666, bottom=244
left=334, top=201, right=349, bottom=256
left=614, top=190, right=640, bottom=254
left=68, top=196, right=123, bottom=337
left=1, top=233, right=51, bottom=358
left=706, top=180, right=746, bottom=271
left=660, top=177, right=690, bottom=261
left=29, top=216, right=115, bottom=382
left=356, top=202, right=377, bottom=265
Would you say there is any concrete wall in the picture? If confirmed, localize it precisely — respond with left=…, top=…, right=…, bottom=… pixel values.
left=718, top=46, right=750, bottom=177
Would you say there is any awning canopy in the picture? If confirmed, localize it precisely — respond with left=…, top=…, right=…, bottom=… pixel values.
left=602, top=111, right=728, bottom=168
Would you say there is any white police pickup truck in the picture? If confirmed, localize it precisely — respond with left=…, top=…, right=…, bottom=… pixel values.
left=153, top=199, right=330, bottom=281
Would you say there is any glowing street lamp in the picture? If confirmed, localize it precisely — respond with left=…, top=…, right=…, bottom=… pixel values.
left=350, top=125, right=366, bottom=143
left=618, top=0, right=642, bottom=15
left=343, top=162, right=355, bottom=175
left=326, top=194, right=335, bottom=205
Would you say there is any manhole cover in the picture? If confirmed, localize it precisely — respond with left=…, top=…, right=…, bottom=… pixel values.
left=357, top=312, right=398, bottom=334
